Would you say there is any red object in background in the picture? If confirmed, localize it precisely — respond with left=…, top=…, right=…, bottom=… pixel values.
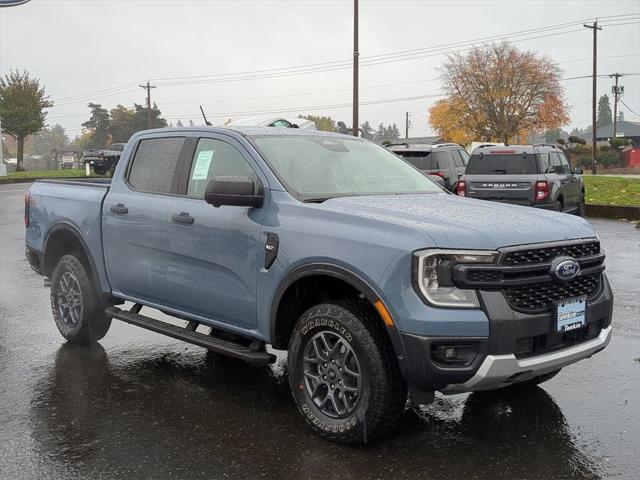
left=621, top=148, right=640, bottom=168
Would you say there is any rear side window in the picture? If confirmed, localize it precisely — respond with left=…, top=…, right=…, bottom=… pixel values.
left=559, top=153, right=572, bottom=174
left=128, top=137, right=185, bottom=193
left=538, top=153, right=553, bottom=173
left=452, top=150, right=466, bottom=168
left=466, top=153, right=538, bottom=175
left=431, top=152, right=451, bottom=170
left=186, top=138, right=257, bottom=198
left=394, top=151, right=437, bottom=170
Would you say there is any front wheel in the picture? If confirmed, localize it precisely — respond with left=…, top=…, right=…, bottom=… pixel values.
left=50, top=254, right=111, bottom=344
left=287, top=300, right=407, bottom=444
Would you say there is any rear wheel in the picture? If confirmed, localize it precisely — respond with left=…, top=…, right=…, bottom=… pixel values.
left=555, top=199, right=564, bottom=212
left=93, top=164, right=107, bottom=175
left=50, top=254, right=111, bottom=344
left=288, top=300, right=407, bottom=444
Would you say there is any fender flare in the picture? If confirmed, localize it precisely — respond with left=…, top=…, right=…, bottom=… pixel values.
left=269, top=262, right=408, bottom=367
left=44, top=222, right=103, bottom=292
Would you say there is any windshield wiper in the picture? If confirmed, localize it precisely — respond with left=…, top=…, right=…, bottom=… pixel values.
left=488, top=169, right=508, bottom=173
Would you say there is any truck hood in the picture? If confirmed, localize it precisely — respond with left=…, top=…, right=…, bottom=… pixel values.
left=318, top=193, right=596, bottom=250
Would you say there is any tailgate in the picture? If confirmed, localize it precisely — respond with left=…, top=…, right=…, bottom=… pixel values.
left=466, top=175, right=535, bottom=205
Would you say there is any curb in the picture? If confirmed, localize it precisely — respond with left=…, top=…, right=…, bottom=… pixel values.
left=586, top=203, right=640, bottom=221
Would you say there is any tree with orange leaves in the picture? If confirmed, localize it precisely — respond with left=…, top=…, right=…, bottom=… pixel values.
left=429, top=43, right=569, bottom=144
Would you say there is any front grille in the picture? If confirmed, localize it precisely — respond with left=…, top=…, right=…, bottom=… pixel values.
left=453, top=240, right=605, bottom=313
left=504, top=273, right=601, bottom=312
left=503, top=241, right=600, bottom=265
left=466, top=270, right=503, bottom=283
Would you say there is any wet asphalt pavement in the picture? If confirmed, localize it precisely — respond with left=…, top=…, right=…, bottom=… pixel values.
left=0, top=182, right=638, bottom=480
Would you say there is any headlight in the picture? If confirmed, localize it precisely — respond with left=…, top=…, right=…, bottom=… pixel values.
left=414, top=249, right=497, bottom=308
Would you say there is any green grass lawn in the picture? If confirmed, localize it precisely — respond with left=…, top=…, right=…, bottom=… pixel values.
left=583, top=176, right=640, bottom=206
left=5, top=169, right=98, bottom=180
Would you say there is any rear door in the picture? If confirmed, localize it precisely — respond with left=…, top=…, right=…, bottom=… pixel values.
left=103, top=136, right=186, bottom=305
left=465, top=152, right=538, bottom=205
left=163, top=134, right=268, bottom=329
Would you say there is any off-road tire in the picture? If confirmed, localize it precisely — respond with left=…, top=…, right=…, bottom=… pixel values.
left=50, top=254, right=111, bottom=344
left=93, top=165, right=107, bottom=176
left=288, top=300, right=407, bottom=444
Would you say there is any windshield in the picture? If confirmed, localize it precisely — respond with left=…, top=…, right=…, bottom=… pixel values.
left=251, top=135, right=443, bottom=200
left=466, top=153, right=538, bottom=175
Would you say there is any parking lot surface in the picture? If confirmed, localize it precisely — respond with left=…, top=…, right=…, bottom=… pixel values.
left=1, top=183, right=638, bottom=479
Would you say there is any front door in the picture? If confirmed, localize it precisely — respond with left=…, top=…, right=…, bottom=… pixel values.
left=165, top=135, right=267, bottom=330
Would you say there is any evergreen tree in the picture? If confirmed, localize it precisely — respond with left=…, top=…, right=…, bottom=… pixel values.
left=596, top=94, right=613, bottom=128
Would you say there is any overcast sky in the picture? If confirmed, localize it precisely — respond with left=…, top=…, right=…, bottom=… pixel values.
left=1, top=0, right=639, bottom=140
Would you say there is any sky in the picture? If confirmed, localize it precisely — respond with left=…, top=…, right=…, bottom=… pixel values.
left=1, top=0, right=639, bottom=141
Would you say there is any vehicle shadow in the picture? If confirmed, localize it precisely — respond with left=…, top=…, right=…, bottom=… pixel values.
left=29, top=343, right=605, bottom=480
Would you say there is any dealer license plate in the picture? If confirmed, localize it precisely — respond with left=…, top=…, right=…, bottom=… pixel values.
left=555, top=296, right=587, bottom=332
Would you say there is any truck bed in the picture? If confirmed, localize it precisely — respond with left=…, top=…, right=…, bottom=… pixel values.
left=26, top=178, right=112, bottom=293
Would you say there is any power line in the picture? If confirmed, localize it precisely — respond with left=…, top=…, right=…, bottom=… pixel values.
left=619, top=98, right=640, bottom=117
left=46, top=14, right=640, bottom=104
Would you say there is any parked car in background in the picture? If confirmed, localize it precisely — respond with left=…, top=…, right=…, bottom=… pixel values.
left=226, top=116, right=317, bottom=130
left=387, top=143, right=469, bottom=192
left=457, top=144, right=585, bottom=215
left=83, top=143, right=126, bottom=175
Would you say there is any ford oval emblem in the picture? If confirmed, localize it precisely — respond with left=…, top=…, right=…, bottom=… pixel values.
left=0, top=0, right=31, bottom=7
left=551, top=257, right=581, bottom=282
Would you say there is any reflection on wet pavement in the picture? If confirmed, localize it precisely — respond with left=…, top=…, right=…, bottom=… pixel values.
left=27, top=342, right=603, bottom=480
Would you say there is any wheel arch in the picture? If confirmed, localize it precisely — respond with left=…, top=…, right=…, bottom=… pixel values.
left=269, top=263, right=406, bottom=360
left=43, top=223, right=102, bottom=292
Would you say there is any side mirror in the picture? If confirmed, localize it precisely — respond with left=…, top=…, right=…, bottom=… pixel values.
left=204, top=176, right=264, bottom=208
left=574, top=167, right=583, bottom=175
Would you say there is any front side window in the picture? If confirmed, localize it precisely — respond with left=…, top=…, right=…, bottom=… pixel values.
left=187, top=138, right=257, bottom=198
left=128, top=137, right=185, bottom=193
left=251, top=135, right=442, bottom=200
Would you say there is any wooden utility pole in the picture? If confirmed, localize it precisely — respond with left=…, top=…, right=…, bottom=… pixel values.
left=352, top=0, right=359, bottom=137
left=584, top=21, right=602, bottom=174
left=139, top=81, right=157, bottom=129
left=610, top=73, right=623, bottom=138
left=405, top=112, right=410, bottom=139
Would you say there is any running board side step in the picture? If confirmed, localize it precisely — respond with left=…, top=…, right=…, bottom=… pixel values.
left=105, top=305, right=276, bottom=365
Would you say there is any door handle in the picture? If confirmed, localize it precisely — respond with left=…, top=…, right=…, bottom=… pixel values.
left=110, top=203, right=128, bottom=215
left=172, top=212, right=195, bottom=225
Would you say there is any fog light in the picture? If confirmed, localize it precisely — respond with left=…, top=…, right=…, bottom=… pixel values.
left=432, top=343, right=481, bottom=367
left=444, top=347, right=457, bottom=360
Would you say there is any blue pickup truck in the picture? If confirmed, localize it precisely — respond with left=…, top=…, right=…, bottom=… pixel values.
left=25, top=127, right=613, bottom=443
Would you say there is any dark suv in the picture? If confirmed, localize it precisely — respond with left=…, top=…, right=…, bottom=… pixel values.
left=387, top=143, right=469, bottom=192
left=457, top=144, right=585, bottom=215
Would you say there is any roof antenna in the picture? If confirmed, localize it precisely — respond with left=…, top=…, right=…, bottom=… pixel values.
left=199, top=105, right=212, bottom=126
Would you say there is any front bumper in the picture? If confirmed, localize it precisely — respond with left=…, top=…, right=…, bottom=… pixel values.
left=398, top=273, right=613, bottom=393
left=441, top=325, right=611, bottom=393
